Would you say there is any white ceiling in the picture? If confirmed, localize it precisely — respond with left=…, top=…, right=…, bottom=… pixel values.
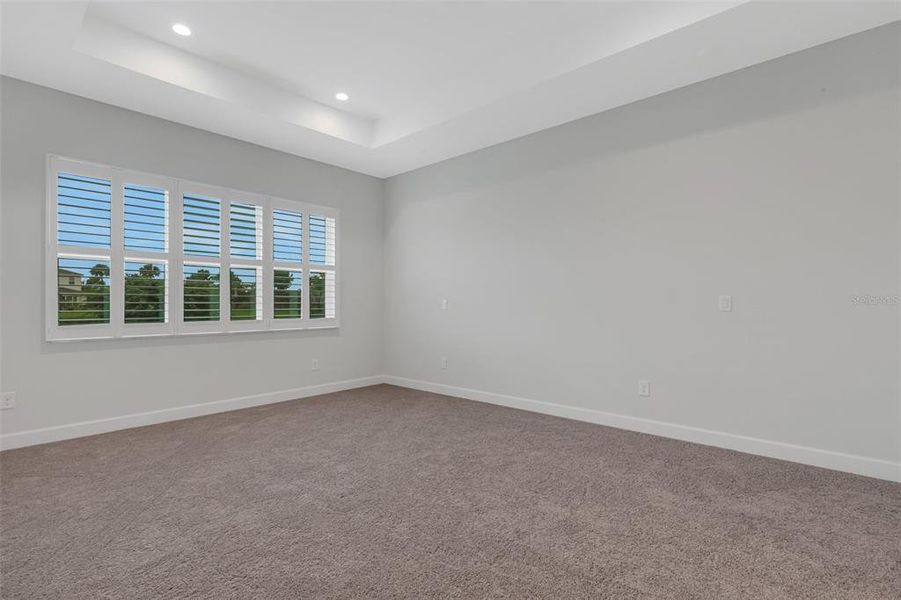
left=2, top=1, right=899, bottom=178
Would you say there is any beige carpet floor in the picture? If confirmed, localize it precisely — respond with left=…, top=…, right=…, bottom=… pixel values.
left=1, top=384, right=899, bottom=599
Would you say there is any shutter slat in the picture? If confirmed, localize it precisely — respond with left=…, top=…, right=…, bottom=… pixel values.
left=183, top=194, right=221, bottom=257
left=230, top=267, right=262, bottom=321
left=308, top=215, right=336, bottom=267
left=308, top=270, right=336, bottom=319
left=57, top=173, right=111, bottom=249
left=273, top=209, right=302, bottom=263
left=124, top=261, right=166, bottom=324
left=230, top=202, right=262, bottom=259
left=125, top=184, right=167, bottom=253
left=183, top=264, right=221, bottom=321
left=273, top=269, right=302, bottom=319
left=57, top=257, right=111, bottom=326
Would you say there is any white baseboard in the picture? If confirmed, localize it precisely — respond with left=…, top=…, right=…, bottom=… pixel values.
left=0, top=376, right=384, bottom=451
left=383, top=375, right=901, bottom=483
left=5, top=374, right=899, bottom=483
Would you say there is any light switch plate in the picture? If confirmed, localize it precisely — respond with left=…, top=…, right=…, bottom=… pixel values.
left=719, top=295, right=733, bottom=312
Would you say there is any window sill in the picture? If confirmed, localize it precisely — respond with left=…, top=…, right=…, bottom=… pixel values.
left=46, top=323, right=339, bottom=342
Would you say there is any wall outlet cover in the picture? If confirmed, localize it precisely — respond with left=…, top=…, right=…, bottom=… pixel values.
left=638, top=380, right=650, bottom=397
left=0, top=392, right=16, bottom=410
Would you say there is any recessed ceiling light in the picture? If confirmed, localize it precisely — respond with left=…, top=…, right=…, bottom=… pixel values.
left=335, top=92, right=349, bottom=102
left=172, top=23, right=192, bottom=37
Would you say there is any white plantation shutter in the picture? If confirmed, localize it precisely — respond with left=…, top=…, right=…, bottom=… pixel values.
left=183, top=264, right=221, bottom=322
left=124, top=261, right=167, bottom=324
left=47, top=156, right=339, bottom=340
left=229, top=266, right=263, bottom=321
left=179, top=183, right=225, bottom=333
left=49, top=159, right=115, bottom=339
left=272, top=209, right=302, bottom=263
left=270, top=204, right=304, bottom=325
left=308, top=215, right=336, bottom=267
left=309, top=270, right=336, bottom=319
left=230, top=202, right=263, bottom=259
left=273, top=268, right=303, bottom=320
left=57, top=172, right=112, bottom=249
left=122, top=173, right=174, bottom=336
left=307, top=213, right=337, bottom=323
left=56, top=257, right=111, bottom=326
left=183, top=193, right=221, bottom=257
left=227, top=197, right=265, bottom=327
left=124, top=184, right=167, bottom=253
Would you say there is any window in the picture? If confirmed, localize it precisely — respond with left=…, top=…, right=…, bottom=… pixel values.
left=183, top=264, right=220, bottom=322
left=57, top=258, right=110, bottom=326
left=47, top=156, right=339, bottom=340
left=308, top=214, right=337, bottom=319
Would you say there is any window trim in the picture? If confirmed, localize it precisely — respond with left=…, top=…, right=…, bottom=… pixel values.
left=46, top=155, right=340, bottom=341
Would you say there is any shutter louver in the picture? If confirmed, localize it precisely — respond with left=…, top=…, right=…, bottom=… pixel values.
left=309, top=215, right=335, bottom=266
left=230, top=267, right=261, bottom=321
left=57, top=173, right=111, bottom=248
left=125, top=184, right=167, bottom=252
left=57, top=258, right=110, bottom=325
left=124, top=261, right=167, bottom=324
left=230, top=202, right=262, bottom=259
left=273, top=209, right=302, bottom=263
left=309, top=270, right=335, bottom=319
left=274, top=269, right=302, bottom=319
left=183, top=264, right=220, bottom=321
left=183, top=193, right=221, bottom=257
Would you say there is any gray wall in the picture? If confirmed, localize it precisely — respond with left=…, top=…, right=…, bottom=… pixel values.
left=2, top=24, right=899, bottom=474
left=0, top=77, right=384, bottom=435
left=383, top=24, right=900, bottom=464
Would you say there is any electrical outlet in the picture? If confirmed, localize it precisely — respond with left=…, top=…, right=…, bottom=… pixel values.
left=441, top=356, right=448, bottom=370
left=311, top=359, right=320, bottom=371
left=440, top=298, right=448, bottom=310
left=638, top=380, right=650, bottom=397
left=0, top=392, right=16, bottom=410
left=718, top=295, right=733, bottom=312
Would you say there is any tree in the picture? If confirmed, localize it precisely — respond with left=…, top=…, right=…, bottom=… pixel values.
left=229, top=269, right=256, bottom=320
left=82, top=263, right=111, bottom=322
left=273, top=270, right=299, bottom=318
left=124, top=263, right=164, bottom=323
left=309, top=272, right=325, bottom=319
left=87, top=263, right=110, bottom=283
left=184, top=268, right=219, bottom=321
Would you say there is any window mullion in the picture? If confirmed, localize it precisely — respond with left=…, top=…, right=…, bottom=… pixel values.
left=172, top=180, right=184, bottom=334
left=302, top=210, right=310, bottom=326
left=221, top=199, right=231, bottom=328
left=263, top=201, right=273, bottom=327
left=110, top=170, right=125, bottom=337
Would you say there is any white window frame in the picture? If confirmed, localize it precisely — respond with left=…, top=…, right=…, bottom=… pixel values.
left=46, top=155, right=340, bottom=341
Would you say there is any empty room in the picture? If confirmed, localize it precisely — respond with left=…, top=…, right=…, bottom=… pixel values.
left=1, top=1, right=899, bottom=598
